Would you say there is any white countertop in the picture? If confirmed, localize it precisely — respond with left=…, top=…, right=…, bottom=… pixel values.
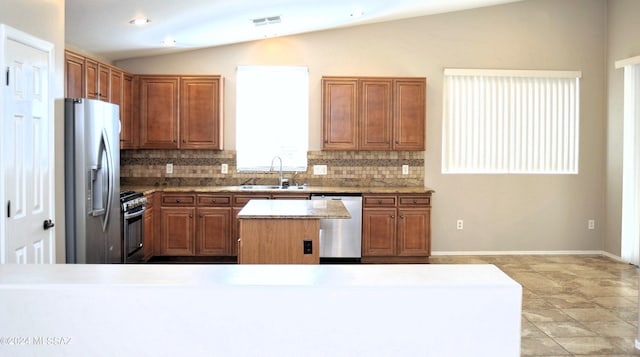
left=0, top=264, right=521, bottom=357
left=0, top=263, right=516, bottom=287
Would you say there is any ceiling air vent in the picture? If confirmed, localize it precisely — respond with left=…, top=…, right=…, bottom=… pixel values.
left=252, top=15, right=281, bottom=27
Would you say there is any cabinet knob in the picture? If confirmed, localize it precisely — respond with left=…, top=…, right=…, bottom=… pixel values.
left=391, top=215, right=395, bottom=219
left=212, top=199, right=216, bottom=203
left=189, top=214, right=193, bottom=218
left=400, top=215, right=405, bottom=219
left=182, top=139, right=186, bottom=143
left=176, top=199, right=180, bottom=203
left=413, top=199, right=417, bottom=204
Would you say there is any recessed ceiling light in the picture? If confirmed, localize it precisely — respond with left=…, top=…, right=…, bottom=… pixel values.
left=161, top=38, right=176, bottom=47
left=129, top=17, right=150, bottom=26
left=350, top=9, right=364, bottom=17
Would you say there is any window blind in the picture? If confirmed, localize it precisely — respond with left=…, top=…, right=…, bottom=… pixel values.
left=442, top=69, right=581, bottom=174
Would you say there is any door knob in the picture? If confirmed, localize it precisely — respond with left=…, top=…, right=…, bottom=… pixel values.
left=43, top=219, right=55, bottom=230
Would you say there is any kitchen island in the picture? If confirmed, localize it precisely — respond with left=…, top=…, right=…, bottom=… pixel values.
left=0, top=264, right=521, bottom=357
left=237, top=199, right=350, bottom=264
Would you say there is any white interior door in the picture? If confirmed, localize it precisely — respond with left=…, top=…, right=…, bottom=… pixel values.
left=0, top=25, right=55, bottom=264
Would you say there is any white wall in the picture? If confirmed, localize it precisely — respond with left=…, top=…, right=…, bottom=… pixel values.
left=118, top=0, right=608, bottom=254
left=0, top=0, right=66, bottom=262
left=605, top=0, right=640, bottom=257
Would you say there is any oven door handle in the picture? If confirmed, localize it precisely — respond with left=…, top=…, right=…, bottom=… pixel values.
left=124, top=207, right=146, bottom=220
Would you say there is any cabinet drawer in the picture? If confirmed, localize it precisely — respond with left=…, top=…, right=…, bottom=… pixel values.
left=363, top=195, right=397, bottom=207
left=161, top=194, right=195, bottom=206
left=398, top=195, right=430, bottom=207
left=233, top=194, right=270, bottom=207
left=197, top=194, right=231, bottom=207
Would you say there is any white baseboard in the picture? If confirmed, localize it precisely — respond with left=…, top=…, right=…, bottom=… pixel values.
left=431, top=250, right=624, bottom=261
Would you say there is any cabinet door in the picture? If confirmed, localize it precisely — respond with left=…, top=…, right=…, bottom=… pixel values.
left=393, top=78, right=426, bottom=150
left=120, top=74, right=137, bottom=149
left=362, top=208, right=396, bottom=256
left=139, top=76, right=179, bottom=149
left=360, top=79, right=392, bottom=150
left=85, top=58, right=99, bottom=99
left=160, top=207, right=195, bottom=255
left=180, top=77, right=222, bottom=149
left=144, top=205, right=154, bottom=261
left=197, top=208, right=231, bottom=255
left=397, top=208, right=430, bottom=256
left=322, top=78, right=358, bottom=150
left=64, top=51, right=84, bottom=98
left=109, top=68, right=123, bottom=106
left=99, top=65, right=110, bottom=102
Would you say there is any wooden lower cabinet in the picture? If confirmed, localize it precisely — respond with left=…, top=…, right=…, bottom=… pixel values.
left=362, top=193, right=431, bottom=263
left=143, top=192, right=156, bottom=261
left=157, top=193, right=235, bottom=257
left=160, top=206, right=195, bottom=256
left=197, top=207, right=231, bottom=255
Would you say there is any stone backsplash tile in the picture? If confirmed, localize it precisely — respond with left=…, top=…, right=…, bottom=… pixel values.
left=121, top=150, right=424, bottom=187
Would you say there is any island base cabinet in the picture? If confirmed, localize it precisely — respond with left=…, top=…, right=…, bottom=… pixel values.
left=239, top=219, right=320, bottom=264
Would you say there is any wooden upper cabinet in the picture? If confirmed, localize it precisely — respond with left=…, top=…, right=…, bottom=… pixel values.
left=394, top=78, right=426, bottom=151
left=120, top=74, right=138, bottom=149
left=360, top=79, right=393, bottom=150
left=110, top=68, right=123, bottom=106
left=85, top=57, right=111, bottom=101
left=180, top=77, right=223, bottom=150
left=322, top=78, right=358, bottom=150
left=139, top=76, right=180, bottom=149
left=84, top=58, right=99, bottom=99
left=322, top=76, right=425, bottom=151
left=64, top=51, right=84, bottom=98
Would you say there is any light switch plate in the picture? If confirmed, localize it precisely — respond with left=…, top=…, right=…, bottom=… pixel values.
left=166, top=163, right=173, bottom=174
left=402, top=164, right=409, bottom=175
left=221, top=163, right=228, bottom=174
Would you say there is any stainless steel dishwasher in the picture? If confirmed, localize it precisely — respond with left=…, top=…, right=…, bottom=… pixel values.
left=311, top=194, right=362, bottom=259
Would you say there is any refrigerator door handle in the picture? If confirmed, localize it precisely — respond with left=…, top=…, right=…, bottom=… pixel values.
left=88, top=129, right=114, bottom=234
left=100, top=128, right=115, bottom=233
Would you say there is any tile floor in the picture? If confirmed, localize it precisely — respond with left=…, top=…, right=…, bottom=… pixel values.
left=430, top=254, right=640, bottom=356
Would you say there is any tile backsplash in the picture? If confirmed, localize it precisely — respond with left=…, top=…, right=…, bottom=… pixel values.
left=121, top=150, right=424, bottom=187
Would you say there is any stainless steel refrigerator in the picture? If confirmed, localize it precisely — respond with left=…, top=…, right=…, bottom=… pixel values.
left=64, top=98, right=121, bottom=263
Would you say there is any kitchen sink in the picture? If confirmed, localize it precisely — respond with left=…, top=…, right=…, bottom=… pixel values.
left=238, top=185, right=306, bottom=190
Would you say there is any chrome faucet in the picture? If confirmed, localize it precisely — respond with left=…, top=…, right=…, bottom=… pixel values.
left=269, top=156, right=284, bottom=187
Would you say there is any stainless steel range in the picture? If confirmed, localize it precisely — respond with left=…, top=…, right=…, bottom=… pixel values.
left=120, top=191, right=147, bottom=263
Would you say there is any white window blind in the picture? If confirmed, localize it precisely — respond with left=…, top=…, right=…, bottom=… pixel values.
left=442, top=69, right=581, bottom=174
left=236, top=65, right=309, bottom=172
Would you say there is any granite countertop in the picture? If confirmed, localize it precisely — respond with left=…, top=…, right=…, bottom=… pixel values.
left=124, top=185, right=434, bottom=196
left=237, top=199, right=351, bottom=219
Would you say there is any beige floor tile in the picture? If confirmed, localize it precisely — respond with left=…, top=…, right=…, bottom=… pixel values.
left=582, top=320, right=637, bottom=337
left=554, top=337, right=626, bottom=355
left=563, top=307, right=626, bottom=322
left=433, top=254, right=640, bottom=357
left=521, top=337, right=571, bottom=356
left=523, top=308, right=574, bottom=322
left=533, top=321, right=597, bottom=338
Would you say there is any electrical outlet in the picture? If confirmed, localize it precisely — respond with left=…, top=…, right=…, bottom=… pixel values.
left=303, top=240, right=313, bottom=254
left=588, top=219, right=595, bottom=230
left=313, top=165, right=327, bottom=175
left=166, top=163, right=173, bottom=174
left=402, top=164, right=409, bottom=175
left=456, top=219, right=464, bottom=230
left=221, top=163, right=228, bottom=174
